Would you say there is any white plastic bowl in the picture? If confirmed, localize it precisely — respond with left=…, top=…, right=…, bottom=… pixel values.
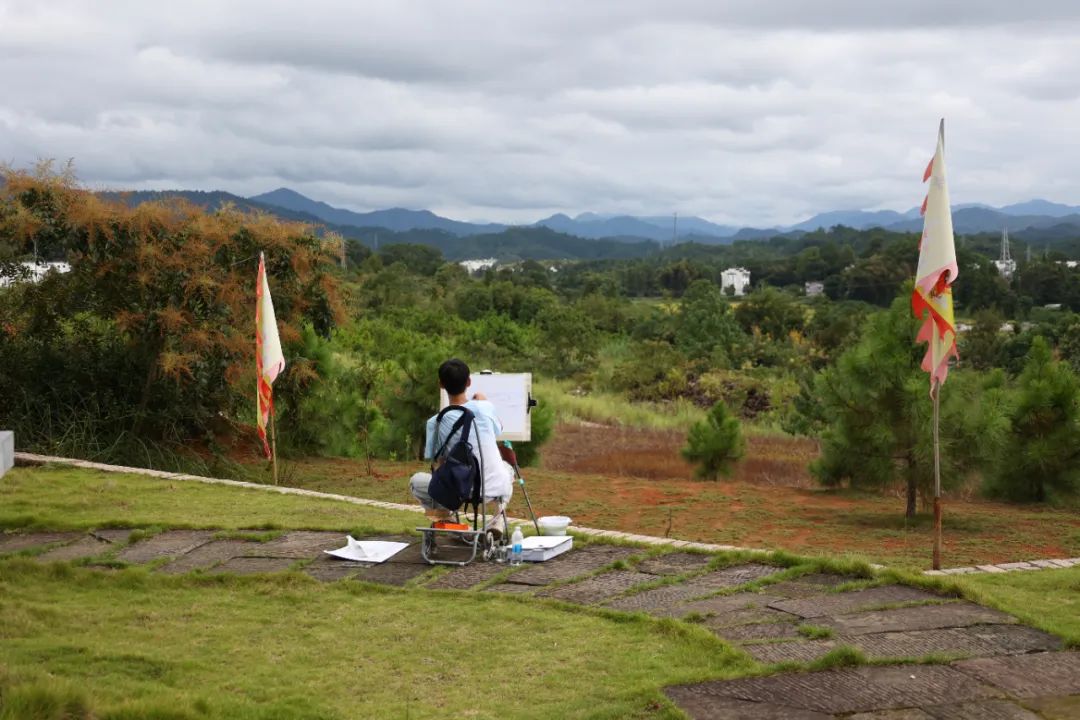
left=537, top=515, right=572, bottom=536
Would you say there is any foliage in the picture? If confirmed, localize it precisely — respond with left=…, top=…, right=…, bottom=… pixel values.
left=681, top=400, right=745, bottom=479
left=675, top=279, right=745, bottom=364
left=0, top=166, right=341, bottom=463
left=986, top=336, right=1080, bottom=502
left=611, top=341, right=689, bottom=402
left=805, top=296, right=1006, bottom=516
left=733, top=286, right=806, bottom=340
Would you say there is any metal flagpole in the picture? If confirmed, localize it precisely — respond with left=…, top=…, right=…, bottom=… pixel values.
left=270, top=404, right=279, bottom=486
left=932, top=377, right=942, bottom=570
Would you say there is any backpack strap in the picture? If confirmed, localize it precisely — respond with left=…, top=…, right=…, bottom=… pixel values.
left=432, top=405, right=475, bottom=461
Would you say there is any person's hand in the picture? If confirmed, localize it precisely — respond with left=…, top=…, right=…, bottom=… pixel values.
left=472, top=391, right=487, bottom=401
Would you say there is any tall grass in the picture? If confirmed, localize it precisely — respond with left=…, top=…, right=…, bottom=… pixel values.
left=537, top=377, right=705, bottom=430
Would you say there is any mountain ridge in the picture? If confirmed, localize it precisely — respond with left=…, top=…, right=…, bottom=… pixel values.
left=99, top=186, right=1080, bottom=245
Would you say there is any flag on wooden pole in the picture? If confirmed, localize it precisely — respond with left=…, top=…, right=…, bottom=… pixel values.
left=912, top=119, right=959, bottom=388
left=256, top=252, right=285, bottom=459
left=912, top=119, right=957, bottom=571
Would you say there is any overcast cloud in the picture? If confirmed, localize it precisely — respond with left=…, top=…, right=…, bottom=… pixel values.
left=2, top=0, right=1079, bottom=226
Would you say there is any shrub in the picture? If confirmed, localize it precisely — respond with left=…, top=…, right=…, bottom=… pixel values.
left=681, top=400, right=744, bottom=480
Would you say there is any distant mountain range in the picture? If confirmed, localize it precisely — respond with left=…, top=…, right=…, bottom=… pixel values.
left=101, top=186, right=1080, bottom=246
left=249, top=188, right=507, bottom=236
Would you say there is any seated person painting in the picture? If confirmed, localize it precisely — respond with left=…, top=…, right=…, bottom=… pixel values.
left=409, top=358, right=514, bottom=535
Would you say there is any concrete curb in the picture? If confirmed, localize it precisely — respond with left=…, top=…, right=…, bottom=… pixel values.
left=14, top=452, right=1078, bottom=576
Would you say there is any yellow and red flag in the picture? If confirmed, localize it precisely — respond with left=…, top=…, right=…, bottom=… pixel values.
left=256, top=252, right=286, bottom=458
left=912, top=119, right=958, bottom=389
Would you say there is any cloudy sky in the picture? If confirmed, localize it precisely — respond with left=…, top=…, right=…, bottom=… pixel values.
left=2, top=1, right=1079, bottom=226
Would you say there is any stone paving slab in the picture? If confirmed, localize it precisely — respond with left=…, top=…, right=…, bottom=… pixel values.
left=745, top=625, right=1061, bottom=665
left=636, top=552, right=714, bottom=576
left=91, top=528, right=135, bottom=544
left=659, top=592, right=785, bottom=620
left=747, top=626, right=1058, bottom=664
left=303, top=555, right=373, bottom=582
left=424, top=560, right=506, bottom=590
left=156, top=540, right=259, bottom=575
left=668, top=664, right=1001, bottom=716
left=952, top=652, right=1080, bottom=698
left=848, top=710, right=935, bottom=719
left=923, top=699, right=1043, bottom=719
left=208, top=556, right=297, bottom=575
left=705, top=607, right=800, bottom=633
left=247, top=531, right=347, bottom=559
left=717, top=621, right=802, bottom=643
left=537, top=570, right=656, bottom=604
left=663, top=687, right=831, bottom=719
left=768, top=585, right=945, bottom=619
left=484, top=582, right=537, bottom=595
left=0, top=531, right=81, bottom=554
left=505, top=546, right=639, bottom=586
left=1021, top=694, right=1080, bottom=720
left=35, top=535, right=112, bottom=562
left=115, top=530, right=215, bottom=564
left=603, top=564, right=783, bottom=615
left=761, top=573, right=852, bottom=599
left=352, top=561, right=430, bottom=587
left=820, top=603, right=1016, bottom=636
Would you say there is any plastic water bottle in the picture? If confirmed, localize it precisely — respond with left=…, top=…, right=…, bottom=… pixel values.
left=510, top=526, right=524, bottom=566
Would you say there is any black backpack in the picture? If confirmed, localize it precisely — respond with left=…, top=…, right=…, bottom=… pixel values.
left=427, top=405, right=482, bottom=512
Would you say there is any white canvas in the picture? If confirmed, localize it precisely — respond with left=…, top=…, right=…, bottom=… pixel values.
left=440, top=372, right=533, bottom=441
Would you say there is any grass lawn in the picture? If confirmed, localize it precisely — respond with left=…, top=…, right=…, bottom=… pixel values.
left=0, top=562, right=749, bottom=720
left=954, top=566, right=1080, bottom=645
left=0, top=466, right=419, bottom=535
left=0, top=466, right=751, bottom=719
left=3, top=465, right=1079, bottom=719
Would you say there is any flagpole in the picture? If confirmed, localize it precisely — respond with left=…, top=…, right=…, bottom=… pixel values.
left=932, top=377, right=942, bottom=570
left=270, top=404, right=279, bottom=486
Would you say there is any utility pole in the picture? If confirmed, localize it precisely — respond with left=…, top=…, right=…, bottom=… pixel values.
left=672, top=212, right=678, bottom=247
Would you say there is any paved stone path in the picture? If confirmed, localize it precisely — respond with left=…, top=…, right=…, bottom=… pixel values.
left=2, top=527, right=1077, bottom=717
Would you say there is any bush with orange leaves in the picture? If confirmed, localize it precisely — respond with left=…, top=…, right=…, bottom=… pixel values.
left=0, top=162, right=343, bottom=459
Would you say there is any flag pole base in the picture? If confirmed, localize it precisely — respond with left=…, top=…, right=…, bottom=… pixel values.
left=932, top=496, right=942, bottom=571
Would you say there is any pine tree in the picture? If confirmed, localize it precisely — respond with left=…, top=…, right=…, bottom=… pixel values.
left=988, top=336, right=1080, bottom=502
left=682, top=400, right=744, bottom=480
left=807, top=295, right=1007, bottom=517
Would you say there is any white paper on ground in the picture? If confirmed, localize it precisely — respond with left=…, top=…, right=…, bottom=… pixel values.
left=324, top=536, right=409, bottom=563
left=520, top=534, right=572, bottom=562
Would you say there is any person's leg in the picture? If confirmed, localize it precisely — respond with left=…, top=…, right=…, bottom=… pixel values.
left=410, top=472, right=452, bottom=520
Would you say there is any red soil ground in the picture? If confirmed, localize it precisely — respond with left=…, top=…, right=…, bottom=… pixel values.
left=265, top=423, right=1080, bottom=570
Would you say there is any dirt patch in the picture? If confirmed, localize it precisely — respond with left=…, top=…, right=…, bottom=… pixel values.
left=541, top=423, right=817, bottom=487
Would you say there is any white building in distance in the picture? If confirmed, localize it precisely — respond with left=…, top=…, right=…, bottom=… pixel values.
left=805, top=281, right=825, bottom=297
left=721, top=267, right=751, bottom=296
left=459, top=258, right=498, bottom=273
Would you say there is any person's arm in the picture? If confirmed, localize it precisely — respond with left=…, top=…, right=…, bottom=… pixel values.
left=423, top=416, right=436, bottom=460
left=469, top=397, right=504, bottom=436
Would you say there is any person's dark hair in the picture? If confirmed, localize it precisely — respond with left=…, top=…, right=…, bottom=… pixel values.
left=439, top=358, right=470, bottom=395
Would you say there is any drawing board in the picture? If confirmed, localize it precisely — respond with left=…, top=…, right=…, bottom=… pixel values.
left=439, top=372, right=533, bottom=441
